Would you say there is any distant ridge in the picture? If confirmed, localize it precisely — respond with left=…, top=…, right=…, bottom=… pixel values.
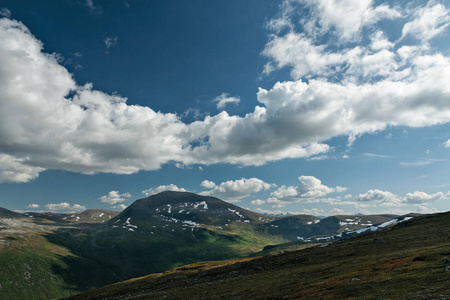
left=0, top=207, right=24, bottom=219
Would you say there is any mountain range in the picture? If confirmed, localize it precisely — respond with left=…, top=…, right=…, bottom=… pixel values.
left=64, top=210, right=450, bottom=299
left=0, top=191, right=409, bottom=299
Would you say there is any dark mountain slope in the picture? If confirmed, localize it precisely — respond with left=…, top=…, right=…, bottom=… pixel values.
left=0, top=207, right=24, bottom=219
left=109, top=191, right=268, bottom=229
left=64, top=211, right=450, bottom=300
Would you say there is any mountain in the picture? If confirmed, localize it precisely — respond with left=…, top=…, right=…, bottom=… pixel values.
left=0, top=207, right=24, bottom=219
left=46, top=192, right=399, bottom=281
left=63, top=211, right=450, bottom=300
left=0, top=192, right=401, bottom=299
left=23, top=209, right=120, bottom=224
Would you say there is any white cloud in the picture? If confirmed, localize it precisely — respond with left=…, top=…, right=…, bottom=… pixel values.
left=45, top=202, right=86, bottom=212
left=213, top=93, right=240, bottom=109
left=113, top=204, right=127, bottom=210
left=199, top=177, right=274, bottom=202
left=267, top=175, right=346, bottom=207
left=415, top=205, right=439, bottom=214
left=271, top=175, right=346, bottom=201
left=300, top=0, right=401, bottom=42
left=250, top=199, right=266, bottom=206
left=99, top=191, right=132, bottom=205
left=404, top=191, right=446, bottom=204
left=352, top=189, right=449, bottom=210
left=0, top=19, right=330, bottom=182
left=401, top=3, right=450, bottom=42
left=354, top=189, right=403, bottom=207
left=1, top=2, right=450, bottom=183
left=0, top=154, right=44, bottom=183
left=444, top=139, right=450, bottom=148
left=0, top=8, right=11, bottom=18
left=370, top=30, right=394, bottom=51
left=355, top=189, right=401, bottom=203
left=141, top=184, right=187, bottom=197
left=200, top=180, right=216, bottom=189
left=72, top=204, right=86, bottom=211
left=27, top=204, right=40, bottom=209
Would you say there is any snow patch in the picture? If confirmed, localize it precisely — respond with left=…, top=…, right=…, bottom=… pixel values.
left=193, top=201, right=208, bottom=210
left=378, top=219, right=398, bottom=228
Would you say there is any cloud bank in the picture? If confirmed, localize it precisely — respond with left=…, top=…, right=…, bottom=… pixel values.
left=0, top=0, right=450, bottom=182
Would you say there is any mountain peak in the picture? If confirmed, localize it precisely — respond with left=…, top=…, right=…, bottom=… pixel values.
left=109, top=191, right=260, bottom=229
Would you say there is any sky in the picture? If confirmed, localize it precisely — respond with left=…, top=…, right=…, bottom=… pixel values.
left=0, top=0, right=450, bottom=216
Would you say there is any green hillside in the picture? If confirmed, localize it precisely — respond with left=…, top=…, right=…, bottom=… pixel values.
left=63, top=211, right=450, bottom=299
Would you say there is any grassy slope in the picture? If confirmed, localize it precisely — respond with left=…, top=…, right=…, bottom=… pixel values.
left=0, top=218, right=121, bottom=300
left=47, top=221, right=289, bottom=280
left=64, top=211, right=450, bottom=300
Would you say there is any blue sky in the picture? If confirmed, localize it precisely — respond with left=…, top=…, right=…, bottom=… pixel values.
left=0, top=0, right=449, bottom=216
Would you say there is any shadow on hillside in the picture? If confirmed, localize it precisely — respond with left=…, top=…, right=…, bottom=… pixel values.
left=42, top=229, right=123, bottom=294
left=49, top=253, right=122, bottom=294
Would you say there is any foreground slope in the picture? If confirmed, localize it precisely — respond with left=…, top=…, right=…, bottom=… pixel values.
left=64, top=211, right=450, bottom=300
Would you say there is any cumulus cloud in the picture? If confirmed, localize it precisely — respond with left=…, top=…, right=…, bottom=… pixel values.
left=404, top=191, right=447, bottom=204
left=268, top=175, right=346, bottom=206
left=141, top=184, right=187, bottom=197
left=45, top=202, right=86, bottom=212
left=99, top=191, right=132, bottom=205
left=113, top=204, right=127, bottom=210
left=0, top=154, right=44, bottom=183
left=1, top=1, right=450, bottom=183
left=213, top=93, right=240, bottom=109
left=444, top=139, right=450, bottom=148
left=301, top=0, right=401, bottom=42
left=354, top=189, right=403, bottom=207
left=262, top=0, right=450, bottom=148
left=27, top=204, right=40, bottom=209
left=353, top=189, right=448, bottom=206
left=0, top=18, right=329, bottom=183
left=199, top=177, right=274, bottom=202
left=200, top=180, right=216, bottom=189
